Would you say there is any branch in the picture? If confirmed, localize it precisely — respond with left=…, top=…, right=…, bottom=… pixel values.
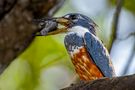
left=117, top=32, right=135, bottom=41
left=0, top=0, right=17, bottom=20
left=62, top=74, right=135, bottom=90
left=108, top=0, right=124, bottom=52
left=0, top=0, right=65, bottom=74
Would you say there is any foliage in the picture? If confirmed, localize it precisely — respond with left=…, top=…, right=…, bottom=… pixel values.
left=0, top=36, right=73, bottom=90
left=109, top=0, right=135, bottom=14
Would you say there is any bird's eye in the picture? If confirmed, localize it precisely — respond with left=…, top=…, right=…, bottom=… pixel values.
left=70, top=15, right=77, bottom=20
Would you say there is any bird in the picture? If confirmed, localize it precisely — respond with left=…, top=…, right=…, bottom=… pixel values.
left=36, top=13, right=115, bottom=81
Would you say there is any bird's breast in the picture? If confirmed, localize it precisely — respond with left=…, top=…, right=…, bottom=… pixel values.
left=64, top=33, right=103, bottom=80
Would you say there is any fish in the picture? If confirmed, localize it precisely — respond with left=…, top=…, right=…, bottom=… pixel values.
left=33, top=18, right=58, bottom=36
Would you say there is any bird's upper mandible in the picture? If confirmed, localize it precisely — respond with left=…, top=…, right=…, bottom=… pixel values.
left=35, top=13, right=116, bottom=80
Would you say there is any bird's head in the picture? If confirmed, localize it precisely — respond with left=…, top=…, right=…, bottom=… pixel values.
left=36, top=13, right=97, bottom=36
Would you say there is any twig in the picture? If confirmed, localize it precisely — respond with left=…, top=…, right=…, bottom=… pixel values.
left=117, top=32, right=135, bottom=41
left=48, top=0, right=65, bottom=16
left=108, top=0, right=124, bottom=52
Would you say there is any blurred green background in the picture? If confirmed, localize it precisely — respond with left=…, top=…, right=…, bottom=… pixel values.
left=0, top=0, right=135, bottom=90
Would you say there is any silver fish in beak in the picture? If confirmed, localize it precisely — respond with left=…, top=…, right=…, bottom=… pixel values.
left=34, top=17, right=71, bottom=36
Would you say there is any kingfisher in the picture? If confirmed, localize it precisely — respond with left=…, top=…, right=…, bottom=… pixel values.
left=36, top=13, right=115, bottom=81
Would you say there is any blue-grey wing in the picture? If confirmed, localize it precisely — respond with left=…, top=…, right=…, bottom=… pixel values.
left=84, top=32, right=115, bottom=77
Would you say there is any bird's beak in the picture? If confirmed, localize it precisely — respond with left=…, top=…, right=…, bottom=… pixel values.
left=48, top=17, right=71, bottom=35
left=36, top=17, right=71, bottom=36
left=56, top=17, right=70, bottom=27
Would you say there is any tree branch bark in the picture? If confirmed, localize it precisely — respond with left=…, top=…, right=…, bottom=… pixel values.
left=0, top=0, right=17, bottom=20
left=0, top=0, right=65, bottom=74
left=62, top=74, right=135, bottom=90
